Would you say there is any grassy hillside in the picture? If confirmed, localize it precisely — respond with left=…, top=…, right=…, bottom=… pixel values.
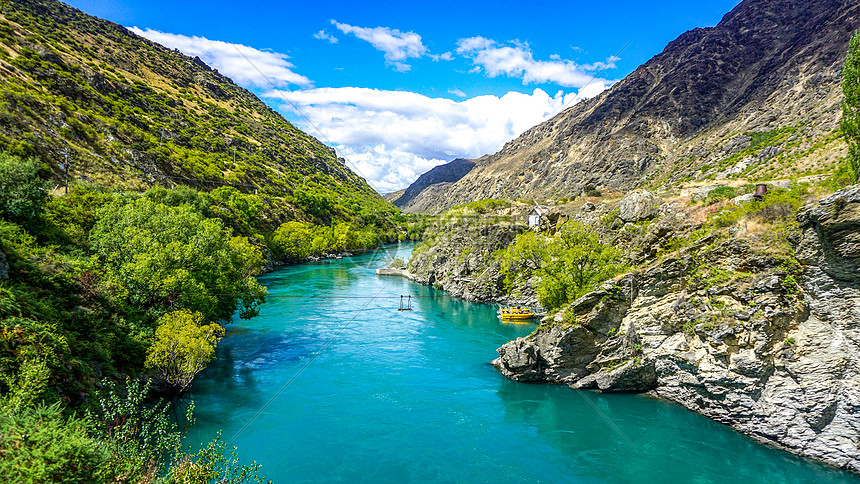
left=0, top=0, right=390, bottom=216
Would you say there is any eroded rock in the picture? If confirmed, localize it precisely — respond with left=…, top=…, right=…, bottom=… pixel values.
left=619, top=190, right=660, bottom=222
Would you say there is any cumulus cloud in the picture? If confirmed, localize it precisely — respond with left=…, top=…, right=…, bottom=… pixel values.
left=263, top=86, right=607, bottom=192
left=314, top=30, right=338, bottom=44
left=127, top=28, right=614, bottom=193
left=331, top=20, right=427, bottom=72
left=456, top=36, right=615, bottom=87
left=130, top=27, right=312, bottom=88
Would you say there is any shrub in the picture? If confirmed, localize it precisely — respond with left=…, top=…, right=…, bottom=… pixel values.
left=842, top=30, right=860, bottom=185
left=0, top=152, right=48, bottom=229
left=144, top=310, right=224, bottom=393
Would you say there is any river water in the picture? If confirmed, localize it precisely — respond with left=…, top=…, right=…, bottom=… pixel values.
left=185, top=244, right=858, bottom=483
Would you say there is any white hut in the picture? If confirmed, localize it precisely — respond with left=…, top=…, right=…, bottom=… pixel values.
left=528, top=205, right=551, bottom=230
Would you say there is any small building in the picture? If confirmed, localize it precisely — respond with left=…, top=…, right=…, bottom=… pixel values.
left=528, top=205, right=551, bottom=230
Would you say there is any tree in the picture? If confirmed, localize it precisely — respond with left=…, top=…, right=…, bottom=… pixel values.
left=88, top=378, right=268, bottom=483
left=499, top=222, right=627, bottom=311
left=843, top=30, right=860, bottom=185
left=0, top=152, right=47, bottom=229
left=144, top=310, right=224, bottom=393
left=90, top=198, right=267, bottom=322
left=271, top=221, right=313, bottom=260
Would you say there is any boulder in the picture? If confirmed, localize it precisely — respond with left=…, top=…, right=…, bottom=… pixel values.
left=691, top=185, right=719, bottom=201
left=593, top=358, right=658, bottom=392
left=731, top=193, right=755, bottom=205
left=618, top=190, right=660, bottom=222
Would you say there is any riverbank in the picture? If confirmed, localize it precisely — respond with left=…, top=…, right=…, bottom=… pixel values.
left=405, top=186, right=860, bottom=473
left=184, top=244, right=859, bottom=483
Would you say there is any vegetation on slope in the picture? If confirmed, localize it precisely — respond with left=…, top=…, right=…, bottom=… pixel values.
left=0, top=0, right=391, bottom=217
left=842, top=30, right=860, bottom=185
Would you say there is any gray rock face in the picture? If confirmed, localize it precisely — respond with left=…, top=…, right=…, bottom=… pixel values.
left=408, top=222, right=529, bottom=303
left=493, top=188, right=860, bottom=472
left=796, top=186, right=860, bottom=282
left=618, top=191, right=660, bottom=222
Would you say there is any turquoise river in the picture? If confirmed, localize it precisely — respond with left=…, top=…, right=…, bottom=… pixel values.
left=185, top=244, right=860, bottom=483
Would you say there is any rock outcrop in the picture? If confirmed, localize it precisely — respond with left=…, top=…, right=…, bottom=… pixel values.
left=492, top=186, right=860, bottom=472
left=618, top=190, right=660, bottom=223
left=408, top=221, right=528, bottom=303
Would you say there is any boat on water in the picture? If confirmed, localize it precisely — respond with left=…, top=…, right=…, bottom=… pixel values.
left=498, top=306, right=536, bottom=321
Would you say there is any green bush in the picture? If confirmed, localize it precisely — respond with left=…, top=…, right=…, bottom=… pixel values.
left=842, top=30, right=860, bottom=185
left=0, top=152, right=48, bottom=229
left=498, top=222, right=627, bottom=310
left=90, top=198, right=267, bottom=322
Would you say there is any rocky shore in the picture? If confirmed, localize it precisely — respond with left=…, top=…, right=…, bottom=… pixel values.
left=491, top=187, right=860, bottom=472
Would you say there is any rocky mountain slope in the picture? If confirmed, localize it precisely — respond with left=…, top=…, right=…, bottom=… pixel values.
left=392, top=158, right=474, bottom=211
left=0, top=0, right=387, bottom=211
left=401, top=0, right=859, bottom=213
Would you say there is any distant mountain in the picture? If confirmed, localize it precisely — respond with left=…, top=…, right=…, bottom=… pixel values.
left=404, top=0, right=859, bottom=213
left=392, top=158, right=474, bottom=211
left=0, top=0, right=388, bottom=211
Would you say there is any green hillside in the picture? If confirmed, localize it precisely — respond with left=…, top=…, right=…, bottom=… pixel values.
left=0, top=0, right=389, bottom=215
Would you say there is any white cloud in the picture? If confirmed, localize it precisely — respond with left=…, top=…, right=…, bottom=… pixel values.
left=130, top=27, right=312, bottom=88
left=263, top=86, right=607, bottom=192
left=127, top=28, right=613, bottom=193
left=456, top=36, right=616, bottom=87
left=331, top=20, right=427, bottom=72
left=314, top=30, right=338, bottom=44
left=430, top=52, right=453, bottom=62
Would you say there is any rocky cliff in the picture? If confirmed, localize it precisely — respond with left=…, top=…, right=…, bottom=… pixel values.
left=492, top=186, right=860, bottom=472
left=403, top=0, right=859, bottom=213
left=407, top=203, right=530, bottom=303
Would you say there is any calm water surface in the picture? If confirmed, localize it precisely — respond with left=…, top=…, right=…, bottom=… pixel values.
left=186, top=244, right=859, bottom=483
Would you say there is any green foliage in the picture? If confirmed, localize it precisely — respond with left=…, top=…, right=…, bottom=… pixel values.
left=842, top=30, right=860, bottom=185
left=90, top=198, right=267, bottom=322
left=145, top=310, right=224, bottom=393
left=43, top=185, right=114, bottom=247
left=452, top=198, right=511, bottom=214
left=271, top=221, right=314, bottom=260
left=270, top=220, right=385, bottom=261
left=498, top=222, right=628, bottom=310
left=88, top=378, right=268, bottom=483
left=582, top=185, right=602, bottom=197
left=88, top=378, right=185, bottom=480
left=695, top=184, right=811, bottom=258
left=704, top=186, right=737, bottom=205
left=0, top=401, right=104, bottom=483
left=0, top=152, right=48, bottom=229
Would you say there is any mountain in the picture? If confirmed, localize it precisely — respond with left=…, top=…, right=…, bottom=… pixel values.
left=0, top=0, right=388, bottom=212
left=391, top=158, right=475, bottom=211
left=401, top=0, right=860, bottom=213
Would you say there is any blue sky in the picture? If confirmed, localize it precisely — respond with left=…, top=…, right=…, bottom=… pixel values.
left=65, top=0, right=741, bottom=192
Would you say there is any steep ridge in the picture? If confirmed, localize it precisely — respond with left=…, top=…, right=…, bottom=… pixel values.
left=0, top=0, right=388, bottom=211
left=405, top=0, right=859, bottom=213
left=392, top=158, right=474, bottom=211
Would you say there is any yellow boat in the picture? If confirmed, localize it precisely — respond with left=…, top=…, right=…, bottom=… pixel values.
left=498, top=306, right=536, bottom=320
